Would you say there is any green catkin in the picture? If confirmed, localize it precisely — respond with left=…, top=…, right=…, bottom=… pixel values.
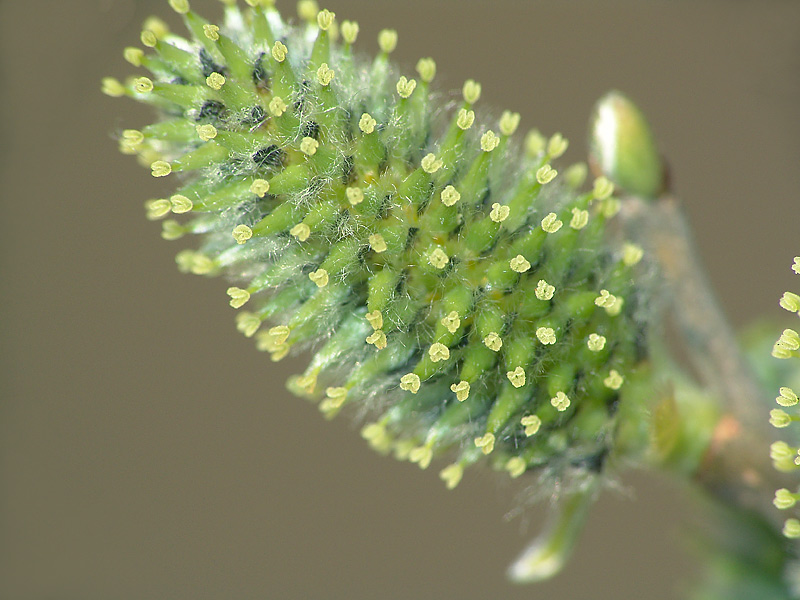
left=106, top=0, right=651, bottom=491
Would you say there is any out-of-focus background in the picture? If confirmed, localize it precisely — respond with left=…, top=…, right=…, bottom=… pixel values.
left=2, top=1, right=798, bottom=598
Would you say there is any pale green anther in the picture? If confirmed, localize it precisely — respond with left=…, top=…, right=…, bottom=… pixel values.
left=428, top=248, right=449, bottom=269
left=409, top=445, right=433, bottom=470
left=232, top=224, right=253, bottom=244
left=300, top=136, right=319, bottom=156
left=536, top=164, right=557, bottom=185
left=440, top=185, right=461, bottom=206
left=196, top=124, right=218, bottom=141
left=793, top=257, right=800, bottom=275
left=268, top=325, right=291, bottom=346
left=622, top=243, right=644, bottom=266
left=780, top=292, right=800, bottom=313
left=778, top=387, right=799, bottom=407
left=483, top=332, right=503, bottom=352
left=168, top=0, right=190, bottom=14
left=481, top=131, right=500, bottom=152
left=551, top=392, right=570, bottom=412
left=365, top=310, right=383, bottom=330
left=151, top=160, right=172, bottom=177
left=101, top=77, right=126, bottom=97
left=123, top=129, right=144, bottom=146
left=272, top=40, right=288, bottom=62
left=290, top=223, right=311, bottom=241
left=416, top=58, right=436, bottom=83
left=123, top=47, right=144, bottom=67
left=462, top=79, right=481, bottom=104
left=441, top=311, right=460, bottom=334
left=506, top=457, right=527, bottom=479
left=429, top=343, right=450, bottom=362
left=145, top=199, right=171, bottom=220
left=536, top=327, right=556, bottom=345
left=161, top=219, right=184, bottom=240
left=601, top=197, right=621, bottom=219
left=507, top=367, right=526, bottom=388
left=784, top=519, right=800, bottom=538
left=457, top=109, right=475, bottom=130
left=316, top=63, right=335, bottom=86
left=134, top=77, right=154, bottom=93
left=206, top=72, right=225, bottom=90
left=268, top=96, right=287, bottom=117
left=547, top=133, right=568, bottom=159
left=606, top=295, right=624, bottom=317
left=587, top=333, right=606, bottom=352
left=773, top=344, right=794, bottom=360
left=440, top=463, right=463, bottom=489
left=175, top=249, right=196, bottom=273
left=499, top=111, right=521, bottom=136
left=250, top=179, right=270, bottom=197
left=346, top=186, right=364, bottom=206
left=541, top=212, right=563, bottom=233
left=770, top=408, right=792, bottom=428
left=771, top=441, right=794, bottom=462
left=396, top=76, right=416, bottom=98
left=170, top=194, right=193, bottom=214
left=368, top=234, right=387, bottom=253
left=140, top=30, right=158, bottom=48
left=317, top=9, right=335, bottom=30
left=421, top=153, right=443, bottom=174
left=592, top=176, right=615, bottom=200
left=774, top=488, right=797, bottom=510
left=400, top=373, right=421, bottom=394
left=604, top=370, right=624, bottom=390
left=595, top=289, right=616, bottom=308
left=563, top=163, right=588, bottom=189
left=589, top=90, right=664, bottom=199
left=535, top=280, right=555, bottom=301
left=510, top=255, right=531, bottom=273
left=521, top=415, right=541, bottom=437
left=309, top=268, right=329, bottom=288
left=474, top=432, right=495, bottom=455
left=525, top=129, right=546, bottom=156
left=203, top=24, right=220, bottom=41
left=227, top=287, right=251, bottom=309
left=778, top=329, right=800, bottom=351
left=490, top=203, right=510, bottom=223
left=142, top=16, right=169, bottom=39
left=297, top=0, right=319, bottom=22
left=236, top=312, right=262, bottom=337
left=378, top=29, right=398, bottom=54
left=358, top=113, right=377, bottom=134
left=341, top=21, right=359, bottom=44
left=570, top=208, right=589, bottom=230
left=450, top=380, right=470, bottom=402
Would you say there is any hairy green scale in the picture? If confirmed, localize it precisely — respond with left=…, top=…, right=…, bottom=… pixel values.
left=105, top=0, right=649, bottom=490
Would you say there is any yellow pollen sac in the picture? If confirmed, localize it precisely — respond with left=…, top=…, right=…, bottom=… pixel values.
left=294, top=372, right=318, bottom=395
left=400, top=373, right=421, bottom=394
left=300, top=137, right=319, bottom=156
left=521, top=415, right=541, bottom=437
left=236, top=312, right=262, bottom=337
left=570, top=207, right=589, bottom=230
left=316, top=63, right=335, bottom=86
left=359, top=113, right=377, bottom=134
left=793, top=257, right=800, bottom=275
left=250, top=179, right=270, bottom=197
left=206, top=72, right=225, bottom=90
left=771, top=409, right=792, bottom=429
left=341, top=20, right=359, bottom=44
left=587, top=333, right=606, bottom=352
left=507, top=366, right=526, bottom=388
left=366, top=330, right=387, bottom=349
left=134, top=77, right=154, bottom=93
left=123, top=47, right=144, bottom=66
left=101, top=77, right=126, bottom=97
left=592, top=176, right=615, bottom=200
left=325, top=386, right=348, bottom=405
left=551, top=391, right=570, bottom=412
left=168, top=0, right=190, bottom=14
left=784, top=519, right=800, bottom=538
left=297, top=0, right=319, bottom=21
left=429, top=343, right=450, bottom=363
left=505, top=457, right=526, bottom=479
left=308, top=268, right=329, bottom=288
left=536, top=164, right=558, bottom=184
left=196, top=124, right=217, bottom=141
left=189, top=253, right=214, bottom=275
left=440, top=463, right=464, bottom=489
left=547, top=132, right=569, bottom=158
left=396, top=76, right=417, bottom=98
left=345, top=186, right=364, bottom=205
left=203, top=24, right=220, bottom=41
left=462, top=79, right=481, bottom=104
left=595, top=289, right=616, bottom=308
left=536, top=327, right=556, bottom=345
left=428, top=248, right=449, bottom=270
left=368, top=234, right=387, bottom=253
left=457, top=109, right=475, bottom=130
left=777, top=387, right=799, bottom=407
left=271, top=40, right=288, bottom=62
left=535, top=280, right=555, bottom=301
left=232, top=224, right=253, bottom=244
left=480, top=131, right=500, bottom=152
left=510, top=255, right=531, bottom=273
left=290, top=223, right=311, bottom=241
left=483, top=332, right=503, bottom=352
left=365, top=310, right=383, bottom=330
left=226, top=287, right=251, bottom=309
left=145, top=199, right=171, bottom=220
left=409, top=445, right=433, bottom=470
left=604, top=369, right=624, bottom=390
left=317, top=9, right=335, bottom=30
left=623, top=243, right=644, bottom=266
left=151, top=160, right=172, bottom=177
left=169, top=194, right=193, bottom=214
left=378, top=29, right=398, bottom=54
left=143, top=16, right=169, bottom=39
left=268, top=96, right=287, bottom=117
left=416, top=57, right=436, bottom=83
left=601, top=197, right=622, bottom=218
left=450, top=380, right=470, bottom=402
left=474, top=432, right=495, bottom=455
left=525, top=129, right=546, bottom=156
left=268, top=325, right=291, bottom=346
left=775, top=489, right=797, bottom=510
left=140, top=30, right=158, bottom=48
left=541, top=212, right=563, bottom=233
left=490, top=203, right=510, bottom=223
left=161, top=220, right=184, bottom=240
left=440, top=185, right=461, bottom=206
left=499, top=111, right=521, bottom=136
left=780, top=292, right=800, bottom=314
left=441, top=311, right=460, bottom=333
left=421, top=153, right=443, bottom=174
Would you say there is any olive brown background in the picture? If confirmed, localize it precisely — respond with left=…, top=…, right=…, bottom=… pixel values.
left=2, top=1, right=799, bottom=598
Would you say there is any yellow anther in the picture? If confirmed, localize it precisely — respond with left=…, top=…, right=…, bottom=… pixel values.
left=123, top=47, right=144, bottom=66
left=365, top=310, right=383, bottom=330
left=189, top=253, right=214, bottom=275
left=290, top=223, right=311, bottom=241
left=369, top=233, right=387, bottom=253
left=416, top=58, right=436, bottom=83
left=564, top=162, right=588, bottom=189
left=378, top=29, right=398, bottom=54
left=587, top=333, right=606, bottom=352
left=505, top=457, right=526, bottom=479
left=535, top=280, right=555, bottom=301
left=366, top=330, right=387, bottom=349
left=507, top=366, right=526, bottom=388
left=300, top=136, right=319, bottom=156
left=525, top=129, right=546, bottom=156
left=462, top=79, right=481, bottom=104
left=480, top=130, right=500, bottom=152
left=483, top=332, right=503, bottom=352
left=457, top=108, right=475, bottom=130
left=341, top=20, right=359, bottom=44
left=536, top=164, right=558, bottom=185
left=309, top=268, right=329, bottom=288
left=499, top=111, right=521, bottom=136
left=203, top=23, right=220, bottom=41
left=400, top=373, right=421, bottom=394
left=236, top=312, right=261, bottom=337
left=595, top=289, right=616, bottom=308
left=168, top=0, right=190, bottom=14
left=316, top=63, right=335, bottom=86
left=778, top=387, right=799, bottom=407
left=450, top=380, right=470, bottom=402
left=409, top=445, right=433, bottom=469
left=271, top=40, right=288, bottom=62
left=143, top=16, right=169, bottom=38
left=361, top=421, right=386, bottom=443
left=396, top=76, right=417, bottom=98
left=775, top=488, right=797, bottom=510
left=428, top=248, right=449, bottom=270
left=441, top=311, right=460, bottom=334
left=325, top=386, right=348, bottom=406
left=169, top=194, right=193, bottom=214
left=101, top=77, right=126, bottom=97
left=521, top=415, right=541, bottom=437
left=421, top=153, right=443, bottom=174
left=510, top=255, right=531, bottom=273
left=604, top=369, right=624, bottom=390
left=358, top=113, right=377, bottom=134
left=250, top=179, right=270, bottom=197
left=177, top=249, right=195, bottom=274
left=206, top=72, right=225, bottom=90
left=161, top=219, right=184, bottom=240
left=440, top=463, right=464, bottom=489
left=771, top=409, right=792, bottom=428
left=232, top=224, right=253, bottom=244
left=536, top=327, right=556, bottom=345
left=196, top=124, right=217, bottom=141
left=297, top=0, right=319, bottom=21
left=268, top=96, right=287, bottom=116
left=393, top=439, right=416, bottom=461
left=601, top=197, right=622, bottom=218
left=226, top=287, right=251, bottom=309
left=771, top=441, right=794, bottom=462
left=547, top=132, right=568, bottom=158
left=623, top=243, right=644, bottom=266
left=569, top=207, right=589, bottom=230
left=151, top=160, right=172, bottom=177
left=429, top=343, right=450, bottom=363
left=775, top=329, right=800, bottom=358
left=551, top=391, right=570, bottom=412
left=134, top=76, right=153, bottom=93
left=441, top=185, right=461, bottom=206
left=793, top=257, right=800, bottom=275
left=490, top=203, right=510, bottom=223
left=317, top=8, right=335, bottom=30
left=140, top=30, right=158, bottom=47
left=784, top=519, right=800, bottom=538
left=145, top=199, right=171, bottom=220
left=346, top=186, right=364, bottom=205
left=592, top=176, right=615, bottom=200
left=780, top=292, right=800, bottom=314
left=541, top=212, right=563, bottom=233
left=474, top=432, right=495, bottom=455
left=607, top=295, right=624, bottom=317
left=267, top=325, right=291, bottom=346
